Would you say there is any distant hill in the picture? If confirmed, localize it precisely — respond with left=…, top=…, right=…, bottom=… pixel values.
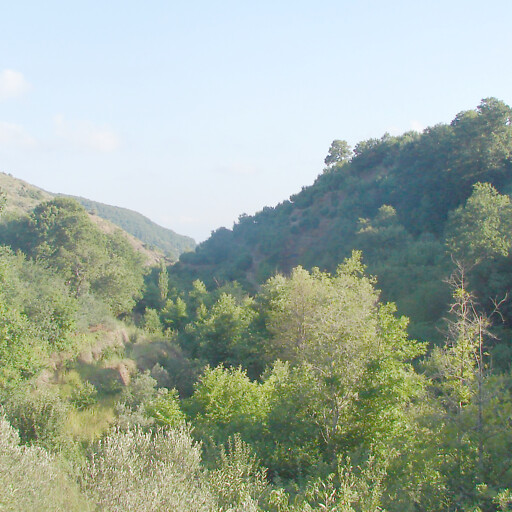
left=62, top=195, right=195, bottom=261
left=0, top=173, right=195, bottom=261
left=171, top=98, right=512, bottom=343
left=0, top=173, right=53, bottom=214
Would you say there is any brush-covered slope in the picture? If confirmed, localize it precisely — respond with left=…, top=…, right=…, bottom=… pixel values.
left=0, top=172, right=53, bottom=214
left=0, top=172, right=195, bottom=261
left=65, top=196, right=195, bottom=261
left=172, top=98, right=512, bottom=342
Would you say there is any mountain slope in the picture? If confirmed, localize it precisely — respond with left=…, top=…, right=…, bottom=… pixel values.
left=0, top=172, right=53, bottom=215
left=63, top=195, right=195, bottom=261
left=171, top=98, right=512, bottom=342
left=0, top=172, right=195, bottom=261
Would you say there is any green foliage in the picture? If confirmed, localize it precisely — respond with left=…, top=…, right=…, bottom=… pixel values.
left=261, top=361, right=324, bottom=480
left=446, top=182, right=512, bottom=264
left=157, top=259, right=169, bottom=304
left=161, top=296, right=188, bottom=331
left=145, top=388, right=186, bottom=427
left=67, top=194, right=195, bottom=260
left=13, top=197, right=145, bottom=316
left=142, top=307, right=164, bottom=335
left=81, top=426, right=215, bottom=511
left=261, top=255, right=425, bottom=461
left=186, top=292, right=257, bottom=367
left=0, top=188, right=6, bottom=214
left=0, top=416, right=92, bottom=511
left=0, top=297, right=40, bottom=389
left=209, top=434, right=269, bottom=511
left=324, top=139, right=352, bottom=167
left=0, top=247, right=79, bottom=352
left=3, top=101, right=512, bottom=511
left=2, top=386, right=71, bottom=452
left=172, top=98, right=512, bottom=345
left=69, top=380, right=97, bottom=410
left=187, top=365, right=271, bottom=443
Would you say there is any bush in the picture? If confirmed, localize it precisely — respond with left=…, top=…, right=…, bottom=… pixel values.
left=0, top=416, right=91, bottom=511
left=2, top=386, right=71, bottom=452
left=81, top=426, right=215, bottom=511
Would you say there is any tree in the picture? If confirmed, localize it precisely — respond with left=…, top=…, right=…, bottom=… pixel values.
left=262, top=252, right=425, bottom=454
left=445, top=182, right=512, bottom=265
left=0, top=298, right=39, bottom=390
left=423, top=263, right=512, bottom=510
left=157, top=260, right=169, bottom=304
left=324, top=139, right=352, bottom=167
left=22, top=198, right=144, bottom=315
left=451, top=97, right=512, bottom=181
left=187, top=293, right=256, bottom=367
left=26, top=198, right=106, bottom=297
left=187, top=365, right=270, bottom=444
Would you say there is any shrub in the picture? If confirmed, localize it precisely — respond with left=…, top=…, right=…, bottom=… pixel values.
left=0, top=415, right=91, bottom=511
left=81, top=426, right=215, bottom=511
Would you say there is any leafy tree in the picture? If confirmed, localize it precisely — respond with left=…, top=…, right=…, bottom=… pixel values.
left=18, top=198, right=144, bottom=315
left=145, top=388, right=186, bottom=428
left=94, top=230, right=145, bottom=315
left=26, top=198, right=107, bottom=297
left=142, top=307, right=164, bottom=335
left=157, top=260, right=169, bottom=304
left=422, top=264, right=512, bottom=510
left=324, top=139, right=352, bottom=167
left=261, top=361, right=324, bottom=480
left=451, top=98, right=512, bottom=182
left=445, top=182, right=512, bottom=265
left=262, top=253, right=425, bottom=456
left=187, top=365, right=271, bottom=444
left=0, top=297, right=39, bottom=390
left=161, top=297, right=188, bottom=331
left=186, top=293, right=257, bottom=367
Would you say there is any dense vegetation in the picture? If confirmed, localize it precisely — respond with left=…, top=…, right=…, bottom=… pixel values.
left=65, top=195, right=196, bottom=261
left=0, top=172, right=195, bottom=261
left=2, top=99, right=512, bottom=511
left=173, top=98, right=512, bottom=343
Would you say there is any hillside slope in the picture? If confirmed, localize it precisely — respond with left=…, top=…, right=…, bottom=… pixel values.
left=172, top=98, right=512, bottom=342
left=0, top=172, right=195, bottom=261
left=64, top=196, right=195, bottom=261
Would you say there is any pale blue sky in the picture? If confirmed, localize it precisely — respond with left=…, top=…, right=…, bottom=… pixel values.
left=1, top=0, right=511, bottom=241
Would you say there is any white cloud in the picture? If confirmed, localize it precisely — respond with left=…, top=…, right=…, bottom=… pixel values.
left=0, top=70, right=31, bottom=101
left=54, top=115, right=121, bottom=152
left=0, top=121, right=36, bottom=147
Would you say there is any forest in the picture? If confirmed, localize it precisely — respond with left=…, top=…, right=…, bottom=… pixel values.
left=1, top=98, right=512, bottom=511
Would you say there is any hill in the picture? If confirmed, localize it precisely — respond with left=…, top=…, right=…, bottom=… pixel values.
left=63, top=196, right=195, bottom=261
left=172, top=98, right=512, bottom=343
left=0, top=172, right=195, bottom=261
left=0, top=172, right=53, bottom=214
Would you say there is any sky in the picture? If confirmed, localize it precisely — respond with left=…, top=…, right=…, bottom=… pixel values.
left=1, top=1, right=511, bottom=242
